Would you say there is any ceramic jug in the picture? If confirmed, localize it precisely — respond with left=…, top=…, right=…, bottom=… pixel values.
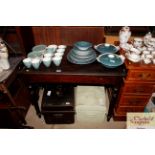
left=119, top=26, right=131, bottom=47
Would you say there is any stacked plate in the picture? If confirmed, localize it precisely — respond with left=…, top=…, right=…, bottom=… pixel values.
left=67, top=41, right=97, bottom=64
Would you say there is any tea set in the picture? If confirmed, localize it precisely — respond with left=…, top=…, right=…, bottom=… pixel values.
left=119, top=28, right=155, bottom=64
left=23, top=44, right=67, bottom=69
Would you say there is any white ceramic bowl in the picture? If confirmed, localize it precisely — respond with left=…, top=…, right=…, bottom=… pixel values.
left=55, top=52, right=64, bottom=57
left=42, top=57, right=52, bottom=67
left=58, top=45, right=67, bottom=49
left=44, top=52, right=54, bottom=58
left=31, top=58, right=41, bottom=69
left=56, top=48, right=65, bottom=53
left=53, top=56, right=62, bottom=66
left=23, top=58, right=32, bottom=68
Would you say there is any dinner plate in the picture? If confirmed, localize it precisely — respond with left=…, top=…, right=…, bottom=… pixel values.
left=67, top=54, right=96, bottom=64
left=67, top=51, right=96, bottom=64
left=96, top=53, right=124, bottom=68
left=69, top=52, right=96, bottom=62
left=72, top=47, right=93, bottom=56
left=70, top=49, right=95, bottom=59
left=94, top=43, right=119, bottom=54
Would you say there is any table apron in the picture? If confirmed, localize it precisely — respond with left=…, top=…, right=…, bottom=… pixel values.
left=21, top=74, right=123, bottom=85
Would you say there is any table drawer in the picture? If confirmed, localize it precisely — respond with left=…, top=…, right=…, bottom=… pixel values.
left=118, top=95, right=149, bottom=106
left=115, top=106, right=145, bottom=115
left=123, top=82, right=154, bottom=94
left=127, top=70, right=155, bottom=81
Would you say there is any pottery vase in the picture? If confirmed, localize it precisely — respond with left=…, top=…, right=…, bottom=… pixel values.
left=119, top=26, right=131, bottom=47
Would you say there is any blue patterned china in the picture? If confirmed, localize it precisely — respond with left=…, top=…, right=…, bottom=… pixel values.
left=27, top=51, right=43, bottom=59
left=74, top=41, right=92, bottom=50
left=67, top=49, right=96, bottom=65
left=94, top=43, right=119, bottom=54
left=67, top=53, right=96, bottom=64
left=32, top=44, right=46, bottom=52
left=28, top=44, right=46, bottom=59
left=72, top=47, right=93, bottom=56
left=67, top=41, right=96, bottom=64
left=96, top=53, right=124, bottom=68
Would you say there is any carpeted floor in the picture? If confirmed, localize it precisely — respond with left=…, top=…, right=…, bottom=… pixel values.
left=25, top=86, right=126, bottom=129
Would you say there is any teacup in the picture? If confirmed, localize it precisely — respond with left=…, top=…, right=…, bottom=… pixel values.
left=151, top=51, right=155, bottom=57
left=53, top=56, right=62, bottom=66
left=143, top=58, right=151, bottom=64
left=46, top=45, right=56, bottom=53
left=130, top=47, right=141, bottom=55
left=44, top=52, right=54, bottom=58
left=127, top=52, right=141, bottom=62
left=133, top=37, right=143, bottom=48
left=148, top=38, right=155, bottom=48
left=23, top=58, right=32, bottom=68
left=55, top=52, right=64, bottom=57
left=42, top=57, right=52, bottom=67
left=48, top=44, right=57, bottom=48
left=141, top=54, right=146, bottom=60
left=56, top=48, right=65, bottom=53
left=152, top=59, right=155, bottom=64
left=146, top=54, right=153, bottom=59
left=31, top=58, right=41, bottom=69
left=143, top=50, right=150, bottom=55
left=58, top=45, right=67, bottom=49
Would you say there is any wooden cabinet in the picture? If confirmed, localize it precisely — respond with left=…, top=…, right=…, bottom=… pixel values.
left=114, top=57, right=155, bottom=121
left=0, top=57, right=31, bottom=128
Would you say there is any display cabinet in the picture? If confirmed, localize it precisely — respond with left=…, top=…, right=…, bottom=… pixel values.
left=0, top=57, right=31, bottom=128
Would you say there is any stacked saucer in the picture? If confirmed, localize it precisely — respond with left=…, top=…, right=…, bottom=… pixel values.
left=67, top=41, right=96, bottom=64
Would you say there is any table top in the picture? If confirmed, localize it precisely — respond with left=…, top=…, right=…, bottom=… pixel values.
left=18, top=47, right=126, bottom=78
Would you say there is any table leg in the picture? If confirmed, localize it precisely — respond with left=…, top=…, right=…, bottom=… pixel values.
left=107, top=87, right=119, bottom=121
left=29, top=85, right=41, bottom=118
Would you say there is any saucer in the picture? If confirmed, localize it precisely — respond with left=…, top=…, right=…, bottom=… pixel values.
left=127, top=55, right=141, bottom=63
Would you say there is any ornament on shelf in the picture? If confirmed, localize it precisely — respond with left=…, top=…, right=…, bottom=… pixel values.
left=119, top=26, right=131, bottom=47
left=0, top=38, right=10, bottom=72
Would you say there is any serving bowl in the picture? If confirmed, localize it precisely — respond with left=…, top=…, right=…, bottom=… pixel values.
left=96, top=53, right=124, bottom=68
left=74, top=41, right=92, bottom=50
left=94, top=43, right=119, bottom=54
